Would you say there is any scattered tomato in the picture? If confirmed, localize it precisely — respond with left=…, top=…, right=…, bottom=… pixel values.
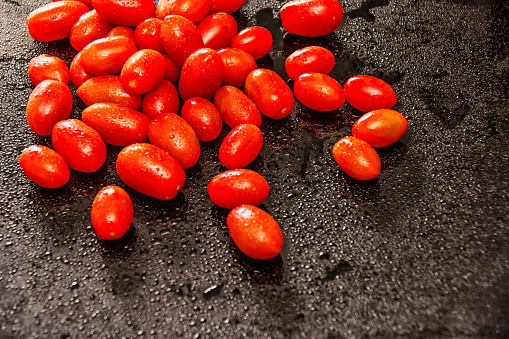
left=285, top=45, right=335, bottom=81
left=120, top=49, right=166, bottom=94
left=219, top=123, right=263, bottom=169
left=156, top=0, right=212, bottom=24
left=213, top=85, right=262, bottom=128
left=162, top=54, right=181, bottom=83
left=91, top=186, right=133, bottom=240
left=70, top=51, right=93, bottom=88
left=332, top=136, right=381, bottom=181
left=293, top=72, right=345, bottom=111
left=134, top=18, right=165, bottom=54
left=344, top=75, right=397, bottom=112
left=19, top=145, right=70, bottom=189
left=79, top=36, right=138, bottom=76
left=92, top=0, right=155, bottom=26
left=141, top=80, right=180, bottom=120
left=217, top=48, right=257, bottom=88
left=28, top=54, right=71, bottom=86
left=197, top=12, right=238, bottom=50
left=352, top=109, right=408, bottom=148
left=231, top=26, right=272, bottom=60
left=160, top=15, right=205, bottom=68
left=69, top=9, right=115, bottom=51
left=181, top=97, right=223, bottom=142
left=280, top=0, right=343, bottom=37
left=77, top=75, right=143, bottom=110
left=107, top=25, right=136, bottom=40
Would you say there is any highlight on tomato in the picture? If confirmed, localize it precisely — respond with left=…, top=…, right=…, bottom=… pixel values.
left=180, top=97, right=223, bottom=142
left=91, top=186, right=133, bottom=240
left=293, top=72, right=345, bottom=111
left=280, top=0, right=343, bottom=37
left=219, top=123, right=263, bottom=169
left=352, top=109, right=408, bottom=148
left=28, top=54, right=71, bottom=86
left=19, top=145, right=70, bottom=189
left=332, top=136, right=381, bottom=181
left=344, top=75, right=397, bottom=112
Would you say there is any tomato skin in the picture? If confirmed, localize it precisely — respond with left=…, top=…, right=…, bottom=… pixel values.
left=120, top=49, right=166, bottom=94
left=280, top=0, right=343, bottom=37
left=344, top=75, right=397, bottom=112
left=160, top=15, right=205, bottom=68
left=207, top=169, right=269, bottom=209
left=162, top=54, right=180, bottom=83
left=70, top=51, right=93, bottom=87
left=141, top=80, right=180, bottom=120
left=285, top=46, right=335, bottom=81
left=26, top=80, right=73, bottom=136
left=217, top=48, right=257, bottom=88
left=147, top=113, right=201, bottom=169
left=208, top=0, right=245, bottom=15
left=156, top=0, right=212, bottom=24
left=51, top=119, right=107, bottom=173
left=231, top=26, right=273, bottom=60
left=213, top=86, right=261, bottom=128
left=244, top=69, right=294, bottom=119
left=69, top=9, right=116, bottom=51
left=19, top=145, right=70, bottom=189
left=219, top=123, right=263, bottom=169
left=81, top=102, right=150, bottom=146
left=332, top=136, right=381, bottom=181
left=181, top=97, right=223, bottom=142
left=77, top=75, right=143, bottom=110
left=197, top=12, right=238, bottom=50
left=28, top=54, right=71, bottom=86
left=91, top=186, right=133, bottom=240
left=352, top=109, right=408, bottom=148
left=134, top=18, right=165, bottom=54
left=293, top=72, right=345, bottom=111
left=227, top=204, right=283, bottom=260
left=80, top=36, right=138, bottom=76
left=107, top=26, right=136, bottom=40
left=92, top=0, right=155, bottom=26
left=27, top=1, right=89, bottom=42
left=116, top=143, right=186, bottom=200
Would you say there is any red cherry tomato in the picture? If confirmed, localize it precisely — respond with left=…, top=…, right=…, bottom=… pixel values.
left=156, top=0, right=212, bottom=24
left=162, top=54, right=180, bottom=83
left=26, top=79, right=73, bottom=136
left=160, top=15, right=205, bottom=68
left=208, top=0, right=245, bottom=14
left=120, top=49, right=166, bottom=94
left=51, top=119, right=107, bottom=173
left=207, top=169, right=269, bottom=209
left=219, top=123, right=263, bottom=169
left=280, top=0, right=343, bottom=37
left=141, top=80, right=180, bottom=120
left=352, top=109, right=408, bottom=148
left=134, top=18, right=165, bottom=54
left=147, top=113, right=201, bottom=169
left=27, top=1, right=89, bottom=42
left=92, top=0, right=155, bottom=26
left=213, top=85, right=261, bottom=128
left=231, top=26, right=273, bottom=60
left=81, top=102, right=150, bottom=146
left=69, top=9, right=115, bottom=51
left=107, top=26, right=136, bottom=40
left=285, top=46, right=335, bottom=81
left=293, top=72, right=345, bottom=111
left=116, top=143, right=186, bottom=200
left=197, top=12, right=238, bottom=50
left=244, top=69, right=294, bottom=119
left=344, top=75, right=397, bottom=112
left=227, top=204, right=283, bottom=260
left=77, top=75, right=143, bottom=110
left=80, top=36, right=138, bottom=76
left=19, top=145, right=70, bottom=189
left=91, top=186, right=133, bottom=240
left=28, top=54, right=71, bottom=86
left=180, top=97, right=223, bottom=142
left=217, top=48, right=257, bottom=87
left=70, top=51, right=93, bottom=87
left=332, top=136, right=381, bottom=181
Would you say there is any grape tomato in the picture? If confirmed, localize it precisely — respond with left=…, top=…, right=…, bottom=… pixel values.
left=332, top=136, right=381, bottom=181
left=352, top=109, right=408, bottom=148
left=344, top=75, right=397, bottom=112
left=285, top=46, right=335, bottom=81
left=91, top=186, right=133, bottom=240
left=180, top=97, right=223, bottom=142
left=219, top=123, right=263, bottom=169
left=293, top=72, right=345, bottom=112
left=280, top=0, right=343, bottom=37
left=19, top=145, right=70, bottom=189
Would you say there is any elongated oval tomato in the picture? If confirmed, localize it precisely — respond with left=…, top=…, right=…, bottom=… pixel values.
left=91, top=186, right=133, bottom=240
left=156, top=0, right=212, bottom=24
left=231, top=26, right=272, bottom=60
left=120, top=49, right=166, bottom=94
left=217, top=48, right=257, bottom=88
left=141, top=80, right=180, bottom=120
left=227, top=204, right=283, bottom=260
left=285, top=46, right=335, bottom=81
left=81, top=103, right=150, bottom=146
left=69, top=9, right=115, bottom=51
left=28, top=54, right=70, bottom=86
left=244, top=69, right=294, bottom=119
left=160, top=15, right=205, bottom=68
left=92, top=0, right=155, bottom=26
left=280, top=0, right=343, bottom=37
left=116, top=143, right=186, bottom=200
left=70, top=51, right=93, bottom=87
left=344, top=75, right=397, bottom=112
left=51, top=119, right=107, bottom=173
left=197, top=12, right=238, bottom=50
left=19, top=145, right=70, bottom=189
left=80, top=36, right=138, bottom=75
left=219, top=123, right=263, bottom=169
left=134, top=18, right=165, bottom=54
left=207, top=169, right=269, bottom=209
left=26, top=80, right=73, bottom=136
left=332, top=136, right=381, bottom=181
left=213, top=86, right=261, bottom=128
left=352, top=109, right=408, bottom=148
left=208, top=0, right=245, bottom=14
left=77, top=75, right=143, bottom=110
left=294, top=72, right=345, bottom=111
left=162, top=54, right=180, bottom=83
left=147, top=113, right=201, bottom=169
left=107, top=25, right=136, bottom=40
left=180, top=97, right=223, bottom=141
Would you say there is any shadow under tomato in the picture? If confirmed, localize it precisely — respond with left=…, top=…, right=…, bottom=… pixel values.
left=292, top=102, right=358, bottom=138
left=98, top=225, right=137, bottom=266
left=230, top=244, right=285, bottom=287
left=377, top=140, right=407, bottom=173
left=332, top=168, right=381, bottom=205
left=282, top=32, right=343, bottom=58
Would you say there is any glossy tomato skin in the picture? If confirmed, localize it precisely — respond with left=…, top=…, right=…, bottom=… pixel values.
left=147, top=113, right=201, bottom=169
left=116, top=143, right=186, bottom=200
left=91, top=186, right=133, bottom=240
left=81, top=102, right=150, bottom=146
left=162, top=54, right=180, bottom=83
left=70, top=51, right=93, bottom=87
left=244, top=69, right=294, bottom=119
left=80, top=36, right=138, bottom=76
left=180, top=97, right=223, bottom=141
left=197, top=12, right=238, bottom=50
left=69, top=9, right=115, bottom=51
left=344, top=75, right=397, bottom=112
left=213, top=86, right=261, bottom=128
left=160, top=15, right=205, bottom=68
left=217, top=48, right=257, bottom=87
left=141, top=80, right=180, bottom=120
left=352, top=109, right=408, bottom=148
left=107, top=25, right=136, bottom=40
left=27, top=1, right=89, bottom=42
left=219, top=123, right=263, bottom=169
left=285, top=46, right=335, bottom=81
left=19, top=145, right=70, bottom=189
left=208, top=0, right=245, bottom=14
left=134, top=18, right=165, bottom=54
left=51, top=119, right=107, bottom=173
left=294, top=72, right=345, bottom=111
left=120, top=49, right=166, bottom=94
left=28, top=54, right=71, bottom=86
left=207, top=169, right=269, bottom=209
left=156, top=0, right=212, bottom=24
left=231, top=26, right=272, bottom=60
left=92, top=0, right=155, bottom=26
left=332, top=136, right=381, bottom=181
left=227, top=204, right=283, bottom=260
left=280, top=0, right=343, bottom=37
left=26, top=80, right=73, bottom=136
left=77, top=75, right=143, bottom=110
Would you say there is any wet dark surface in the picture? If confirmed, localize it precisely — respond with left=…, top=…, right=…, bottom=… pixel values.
left=1, top=0, right=508, bottom=337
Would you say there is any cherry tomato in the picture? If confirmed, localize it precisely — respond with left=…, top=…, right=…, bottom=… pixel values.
left=81, top=102, right=150, bottom=146
left=156, top=0, right=212, bottom=24
left=28, top=54, right=71, bottom=86
left=217, top=48, right=257, bottom=88
left=207, top=169, right=269, bottom=209
left=120, top=49, right=166, bottom=94
left=147, top=113, right=201, bottom=169
left=92, top=0, right=155, bottom=26
left=80, top=36, right=138, bottom=76
left=219, top=123, right=263, bottom=169
left=107, top=26, right=136, bottom=40
left=77, top=75, right=143, bottom=110
left=178, top=48, right=224, bottom=102
left=141, top=80, right=180, bottom=120
left=19, top=145, right=70, bottom=189
left=134, top=18, right=165, bottom=54
left=162, top=54, right=180, bottom=83
left=352, top=109, right=408, bottom=148
left=70, top=51, right=93, bottom=88
left=91, top=186, right=133, bottom=240
left=208, top=0, right=245, bottom=15
left=160, top=15, right=205, bottom=68
left=51, top=119, right=107, bottom=173
left=227, top=204, right=283, bottom=260
left=27, top=1, right=89, bottom=42
left=231, top=26, right=272, bottom=60
left=344, top=75, right=397, bottom=112
left=293, top=72, right=345, bottom=111
left=213, top=85, right=261, bottom=128
left=180, top=97, right=223, bottom=142
left=332, top=136, right=381, bottom=181
left=285, top=46, right=335, bottom=81
left=244, top=69, right=294, bottom=119
left=26, top=79, right=73, bottom=136
left=69, top=9, right=115, bottom=51
left=280, top=0, right=343, bottom=37
left=197, top=12, right=238, bottom=50
left=116, top=143, right=186, bottom=200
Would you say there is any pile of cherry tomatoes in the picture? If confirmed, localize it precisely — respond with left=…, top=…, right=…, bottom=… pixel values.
left=19, top=0, right=408, bottom=260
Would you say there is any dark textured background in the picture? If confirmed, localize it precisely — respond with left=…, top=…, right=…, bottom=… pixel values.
left=1, top=0, right=508, bottom=337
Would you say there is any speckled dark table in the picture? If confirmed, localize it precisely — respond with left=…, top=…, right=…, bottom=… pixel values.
left=1, top=0, right=508, bottom=338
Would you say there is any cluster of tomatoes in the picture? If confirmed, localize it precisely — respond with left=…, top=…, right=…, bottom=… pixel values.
left=19, top=0, right=407, bottom=260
